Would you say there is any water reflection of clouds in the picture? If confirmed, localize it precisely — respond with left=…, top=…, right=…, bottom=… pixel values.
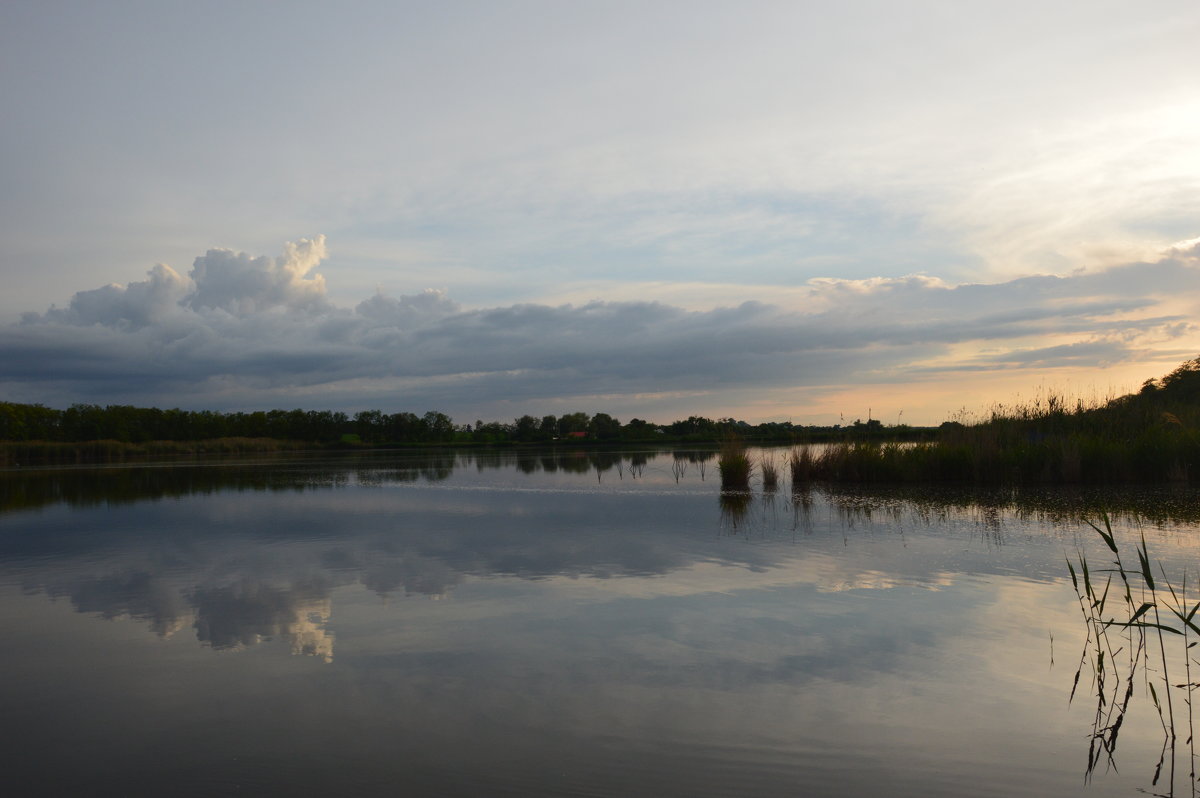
left=191, top=579, right=334, bottom=662
left=11, top=517, right=967, bottom=672
left=341, top=566, right=976, bottom=699
left=43, top=570, right=193, bottom=638
left=360, top=552, right=463, bottom=598
left=6, top=455, right=1200, bottom=669
left=7, top=459, right=1200, bottom=797
left=35, top=568, right=339, bottom=661
left=35, top=540, right=482, bottom=661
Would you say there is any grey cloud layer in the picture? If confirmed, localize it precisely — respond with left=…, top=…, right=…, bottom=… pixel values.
left=3, top=237, right=1197, bottom=413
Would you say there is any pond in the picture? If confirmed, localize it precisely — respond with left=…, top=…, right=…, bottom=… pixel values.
left=2, top=447, right=1199, bottom=797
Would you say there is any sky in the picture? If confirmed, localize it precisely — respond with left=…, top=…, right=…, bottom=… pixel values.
left=3, top=0, right=1200, bottom=426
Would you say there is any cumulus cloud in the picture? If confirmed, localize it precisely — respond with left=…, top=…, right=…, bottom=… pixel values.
left=33, top=263, right=190, bottom=330
left=1168, top=236, right=1200, bottom=260
left=3, top=236, right=1200, bottom=422
left=24, top=235, right=332, bottom=330
left=355, top=288, right=461, bottom=329
left=186, top=235, right=330, bottom=315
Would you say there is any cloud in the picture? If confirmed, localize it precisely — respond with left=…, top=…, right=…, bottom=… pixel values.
left=184, top=236, right=331, bottom=316
left=34, top=263, right=191, bottom=330
left=1168, top=236, right=1200, bottom=259
left=355, top=288, right=461, bottom=330
left=25, top=235, right=331, bottom=330
left=191, top=580, right=334, bottom=661
left=3, top=237, right=1200, bottom=422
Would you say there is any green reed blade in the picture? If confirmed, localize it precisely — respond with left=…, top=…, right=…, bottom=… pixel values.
left=1136, top=535, right=1155, bottom=591
left=1129, top=602, right=1155, bottom=624
left=1087, top=513, right=1118, bottom=554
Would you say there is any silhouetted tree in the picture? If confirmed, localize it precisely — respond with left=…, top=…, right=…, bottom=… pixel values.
left=514, top=415, right=539, bottom=441
left=588, top=412, right=621, bottom=440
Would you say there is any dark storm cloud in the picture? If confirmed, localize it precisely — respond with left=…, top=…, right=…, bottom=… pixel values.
left=2, top=237, right=1198, bottom=411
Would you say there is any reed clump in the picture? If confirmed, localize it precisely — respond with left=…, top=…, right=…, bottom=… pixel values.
left=773, top=361, right=1200, bottom=485
left=760, top=454, right=779, bottom=490
left=789, top=445, right=816, bottom=484
left=1068, top=513, right=1200, bottom=788
left=717, top=435, right=753, bottom=490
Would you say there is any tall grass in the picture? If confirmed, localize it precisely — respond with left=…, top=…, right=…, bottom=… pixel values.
left=717, top=435, right=753, bottom=490
left=789, top=445, right=816, bottom=484
left=771, top=385, right=1200, bottom=485
left=759, top=454, right=779, bottom=491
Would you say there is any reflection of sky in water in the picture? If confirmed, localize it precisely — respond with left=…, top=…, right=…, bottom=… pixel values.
left=1, top=451, right=1199, bottom=796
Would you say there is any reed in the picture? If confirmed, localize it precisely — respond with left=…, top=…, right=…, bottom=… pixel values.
left=789, top=445, right=816, bottom=484
left=717, top=435, right=753, bottom=490
left=1068, top=514, right=1200, bottom=788
left=760, top=454, right=779, bottom=491
left=765, top=408, right=1200, bottom=485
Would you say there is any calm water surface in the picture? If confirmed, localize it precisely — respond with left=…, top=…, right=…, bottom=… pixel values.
left=2, top=448, right=1200, bottom=797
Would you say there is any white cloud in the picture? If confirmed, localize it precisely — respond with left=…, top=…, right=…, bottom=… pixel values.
left=1168, top=236, right=1200, bottom=259
left=36, top=263, right=190, bottom=330
left=5, top=2, right=1200, bottom=326
left=185, top=236, right=329, bottom=316
left=4, top=236, right=1200, bottom=422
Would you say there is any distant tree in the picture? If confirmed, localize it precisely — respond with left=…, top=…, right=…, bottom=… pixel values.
left=622, top=418, right=657, bottom=439
left=715, top=417, right=743, bottom=436
left=588, top=412, right=621, bottom=440
left=558, top=412, right=590, bottom=434
left=61, top=404, right=103, bottom=441
left=669, top=416, right=717, bottom=438
left=514, top=415, right=539, bottom=441
left=472, top=421, right=511, bottom=443
left=423, top=411, right=455, bottom=442
left=0, top=402, right=60, bottom=441
left=355, top=410, right=385, bottom=442
left=754, top=421, right=794, bottom=440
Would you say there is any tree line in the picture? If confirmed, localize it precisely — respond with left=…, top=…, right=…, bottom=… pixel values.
left=0, top=401, right=905, bottom=445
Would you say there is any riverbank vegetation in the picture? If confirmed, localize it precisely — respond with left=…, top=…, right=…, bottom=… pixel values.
left=0, top=402, right=924, bottom=465
left=0, top=403, right=921, bottom=449
left=3, top=356, right=1200, bottom=480
left=783, top=357, right=1200, bottom=485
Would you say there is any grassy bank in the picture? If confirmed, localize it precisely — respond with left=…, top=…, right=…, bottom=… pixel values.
left=781, top=358, right=1200, bottom=485
left=788, top=414, right=1199, bottom=485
